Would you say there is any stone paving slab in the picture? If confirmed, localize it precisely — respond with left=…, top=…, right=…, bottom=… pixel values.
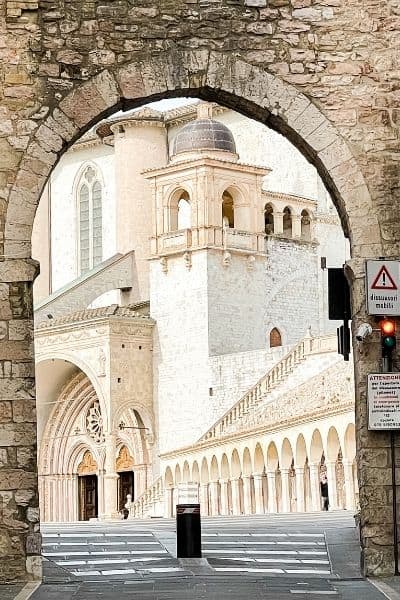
left=29, top=575, right=389, bottom=600
left=0, top=584, right=24, bottom=600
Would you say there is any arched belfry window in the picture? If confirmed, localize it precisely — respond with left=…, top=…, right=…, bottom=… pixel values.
left=177, top=197, right=191, bottom=230
left=78, top=166, right=103, bottom=274
left=170, top=190, right=190, bottom=232
left=222, top=191, right=234, bottom=228
left=264, top=203, right=274, bottom=235
left=269, top=327, right=282, bottom=348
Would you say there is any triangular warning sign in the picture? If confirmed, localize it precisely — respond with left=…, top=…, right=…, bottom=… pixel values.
left=371, top=265, right=398, bottom=290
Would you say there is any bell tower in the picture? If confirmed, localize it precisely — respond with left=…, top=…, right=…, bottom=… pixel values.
left=145, top=104, right=269, bottom=453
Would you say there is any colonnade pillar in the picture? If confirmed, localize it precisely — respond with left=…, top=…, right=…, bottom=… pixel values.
left=209, top=481, right=220, bottom=516
left=199, top=483, right=209, bottom=516
left=292, top=214, right=302, bottom=238
left=253, top=474, right=265, bottom=515
left=325, top=461, right=338, bottom=509
left=267, top=471, right=277, bottom=513
left=230, top=478, right=242, bottom=515
left=164, top=486, right=173, bottom=518
left=280, top=469, right=291, bottom=513
left=219, top=480, right=229, bottom=515
left=273, top=211, right=284, bottom=235
left=309, top=463, right=321, bottom=511
left=343, top=460, right=356, bottom=510
left=243, top=476, right=253, bottom=515
left=295, top=467, right=305, bottom=513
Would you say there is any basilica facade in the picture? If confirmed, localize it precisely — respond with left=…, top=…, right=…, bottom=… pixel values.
left=32, top=101, right=356, bottom=523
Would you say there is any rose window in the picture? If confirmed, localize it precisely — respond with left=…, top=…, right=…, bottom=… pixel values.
left=86, top=401, right=105, bottom=444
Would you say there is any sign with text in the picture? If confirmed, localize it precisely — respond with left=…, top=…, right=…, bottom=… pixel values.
left=368, top=373, right=400, bottom=430
left=366, top=260, right=400, bottom=315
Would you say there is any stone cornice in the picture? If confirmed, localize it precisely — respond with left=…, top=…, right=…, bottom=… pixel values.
left=35, top=305, right=155, bottom=337
left=262, top=189, right=317, bottom=207
left=160, top=402, right=354, bottom=460
left=143, top=155, right=270, bottom=178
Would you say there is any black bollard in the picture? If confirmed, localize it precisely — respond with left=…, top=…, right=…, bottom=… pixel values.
left=176, top=504, right=202, bottom=558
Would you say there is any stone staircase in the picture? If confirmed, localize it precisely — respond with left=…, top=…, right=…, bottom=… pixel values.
left=199, top=333, right=338, bottom=442
left=128, top=333, right=341, bottom=519
left=128, top=476, right=164, bottom=519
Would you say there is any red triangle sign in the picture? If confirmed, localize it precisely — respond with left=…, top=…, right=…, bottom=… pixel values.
left=371, top=265, right=397, bottom=290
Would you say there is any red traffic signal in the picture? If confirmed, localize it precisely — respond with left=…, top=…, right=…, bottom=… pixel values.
left=379, top=318, right=396, bottom=363
left=380, top=318, right=396, bottom=336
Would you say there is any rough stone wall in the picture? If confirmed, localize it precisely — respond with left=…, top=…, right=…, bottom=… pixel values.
left=0, top=0, right=399, bottom=581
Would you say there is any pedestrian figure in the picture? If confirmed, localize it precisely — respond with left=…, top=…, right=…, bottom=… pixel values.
left=320, top=474, right=329, bottom=511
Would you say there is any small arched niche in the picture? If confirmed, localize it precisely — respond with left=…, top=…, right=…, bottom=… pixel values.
left=264, top=203, right=274, bottom=235
left=283, top=206, right=292, bottom=238
left=269, top=327, right=282, bottom=348
left=222, top=191, right=234, bottom=229
left=301, top=209, right=311, bottom=241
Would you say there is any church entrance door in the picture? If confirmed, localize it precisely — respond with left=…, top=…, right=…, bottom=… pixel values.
left=118, top=471, right=134, bottom=511
left=78, top=475, right=98, bottom=521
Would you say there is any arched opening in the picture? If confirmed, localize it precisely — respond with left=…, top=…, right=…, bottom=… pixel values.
left=222, top=191, right=234, bottom=228
left=77, top=450, right=99, bottom=521
left=301, top=209, right=311, bottom=241
left=269, top=327, right=282, bottom=348
left=283, top=206, right=293, bottom=238
left=169, top=189, right=191, bottom=232
left=10, top=49, right=373, bottom=574
left=177, top=196, right=191, bottom=230
left=264, top=203, right=274, bottom=235
left=116, top=445, right=135, bottom=511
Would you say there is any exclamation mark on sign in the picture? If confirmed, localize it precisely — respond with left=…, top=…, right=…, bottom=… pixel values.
left=383, top=271, right=386, bottom=286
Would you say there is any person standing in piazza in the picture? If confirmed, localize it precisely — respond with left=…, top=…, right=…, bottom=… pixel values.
left=320, top=474, right=329, bottom=511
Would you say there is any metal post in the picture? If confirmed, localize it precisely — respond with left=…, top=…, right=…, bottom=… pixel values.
left=391, top=432, right=399, bottom=575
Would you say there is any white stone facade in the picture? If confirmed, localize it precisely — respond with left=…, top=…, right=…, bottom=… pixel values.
left=32, top=101, right=354, bottom=522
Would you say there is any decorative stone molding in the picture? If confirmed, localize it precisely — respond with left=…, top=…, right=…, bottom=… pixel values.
left=86, top=401, right=105, bottom=444
left=77, top=450, right=98, bottom=475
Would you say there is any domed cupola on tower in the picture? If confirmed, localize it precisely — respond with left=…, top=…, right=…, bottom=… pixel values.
left=171, top=103, right=238, bottom=162
left=144, top=101, right=269, bottom=259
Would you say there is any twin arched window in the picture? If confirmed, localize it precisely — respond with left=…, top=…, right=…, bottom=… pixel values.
left=78, top=166, right=103, bottom=274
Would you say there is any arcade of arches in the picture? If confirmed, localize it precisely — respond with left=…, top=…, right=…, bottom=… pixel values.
left=0, top=0, right=399, bottom=583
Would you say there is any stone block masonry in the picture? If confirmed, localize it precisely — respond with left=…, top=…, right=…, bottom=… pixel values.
left=0, top=0, right=399, bottom=581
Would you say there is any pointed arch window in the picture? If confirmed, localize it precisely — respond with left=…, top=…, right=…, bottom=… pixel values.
left=78, top=166, right=103, bottom=274
left=269, top=327, right=282, bottom=348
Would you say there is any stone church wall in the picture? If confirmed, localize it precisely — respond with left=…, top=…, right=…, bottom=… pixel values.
left=264, top=237, right=319, bottom=344
left=207, top=250, right=267, bottom=355
left=32, top=143, right=116, bottom=302
left=150, top=251, right=211, bottom=454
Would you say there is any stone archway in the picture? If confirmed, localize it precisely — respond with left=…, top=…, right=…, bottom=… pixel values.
left=0, top=43, right=396, bottom=580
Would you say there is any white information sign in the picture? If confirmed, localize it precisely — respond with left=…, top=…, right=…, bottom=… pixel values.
left=368, top=373, right=400, bottom=430
left=366, top=260, right=400, bottom=315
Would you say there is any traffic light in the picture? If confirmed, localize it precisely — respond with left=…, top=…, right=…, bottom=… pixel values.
left=380, top=318, right=396, bottom=371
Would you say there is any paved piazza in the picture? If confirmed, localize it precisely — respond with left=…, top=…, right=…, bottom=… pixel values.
left=23, top=512, right=385, bottom=599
